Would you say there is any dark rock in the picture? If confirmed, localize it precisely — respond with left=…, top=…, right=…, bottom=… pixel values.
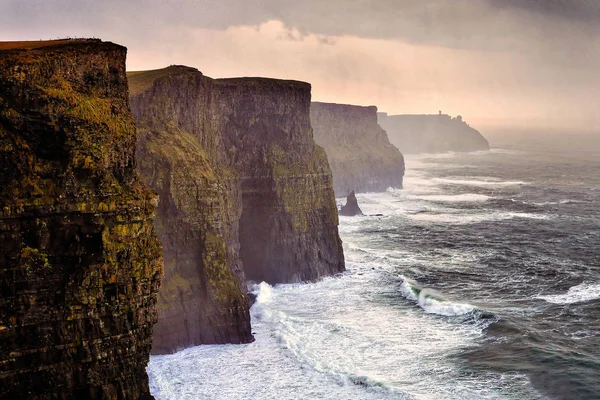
left=311, top=102, right=405, bottom=195
left=128, top=66, right=345, bottom=354
left=377, top=112, right=490, bottom=154
left=0, top=39, right=162, bottom=399
left=340, top=191, right=363, bottom=216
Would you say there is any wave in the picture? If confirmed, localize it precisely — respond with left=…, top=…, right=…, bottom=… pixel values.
left=399, top=277, right=478, bottom=317
left=406, top=194, right=491, bottom=203
left=248, top=282, right=412, bottom=399
left=489, top=148, right=525, bottom=155
left=408, top=211, right=550, bottom=224
left=433, top=177, right=528, bottom=187
left=537, top=283, right=600, bottom=304
left=530, top=199, right=587, bottom=206
left=405, top=149, right=494, bottom=160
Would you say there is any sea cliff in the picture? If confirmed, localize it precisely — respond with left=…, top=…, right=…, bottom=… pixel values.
left=129, top=66, right=345, bottom=354
left=378, top=112, right=490, bottom=154
left=0, top=40, right=162, bottom=399
left=311, top=102, right=404, bottom=195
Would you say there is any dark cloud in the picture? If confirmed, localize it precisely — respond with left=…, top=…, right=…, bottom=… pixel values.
left=1, top=0, right=598, bottom=131
left=2, top=0, right=599, bottom=48
left=488, top=0, right=600, bottom=22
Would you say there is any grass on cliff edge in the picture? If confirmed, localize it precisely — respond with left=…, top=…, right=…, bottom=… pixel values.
left=0, top=39, right=100, bottom=51
left=127, top=66, right=199, bottom=96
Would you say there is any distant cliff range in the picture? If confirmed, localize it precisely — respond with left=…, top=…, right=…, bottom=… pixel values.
left=311, top=102, right=404, bottom=196
left=378, top=112, right=490, bottom=154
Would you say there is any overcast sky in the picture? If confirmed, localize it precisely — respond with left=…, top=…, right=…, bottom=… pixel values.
left=2, top=0, right=599, bottom=132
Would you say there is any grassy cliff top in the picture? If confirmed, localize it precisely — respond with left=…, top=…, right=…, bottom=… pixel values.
left=127, top=64, right=311, bottom=95
left=127, top=65, right=200, bottom=96
left=0, top=39, right=106, bottom=51
left=312, top=101, right=378, bottom=112
left=215, top=76, right=310, bottom=90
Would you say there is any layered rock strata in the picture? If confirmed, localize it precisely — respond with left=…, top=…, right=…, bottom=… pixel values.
left=311, top=102, right=405, bottom=196
left=129, top=66, right=345, bottom=354
left=0, top=40, right=162, bottom=399
left=378, top=112, right=490, bottom=154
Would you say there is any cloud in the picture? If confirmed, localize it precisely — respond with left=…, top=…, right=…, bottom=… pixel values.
left=1, top=0, right=599, bottom=132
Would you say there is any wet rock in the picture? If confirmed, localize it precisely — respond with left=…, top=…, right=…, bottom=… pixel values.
left=340, top=191, right=363, bottom=216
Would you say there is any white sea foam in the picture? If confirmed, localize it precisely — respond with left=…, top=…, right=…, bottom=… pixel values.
left=538, top=283, right=600, bottom=304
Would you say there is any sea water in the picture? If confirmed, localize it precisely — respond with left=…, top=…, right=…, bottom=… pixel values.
left=148, top=139, right=600, bottom=400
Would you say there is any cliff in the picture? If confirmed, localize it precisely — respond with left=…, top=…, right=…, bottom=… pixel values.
left=0, top=40, right=162, bottom=399
left=129, top=66, right=252, bottom=354
left=129, top=66, right=345, bottom=354
left=378, top=113, right=490, bottom=154
left=311, top=102, right=404, bottom=195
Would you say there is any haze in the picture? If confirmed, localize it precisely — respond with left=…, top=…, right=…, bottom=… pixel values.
left=2, top=0, right=599, bottom=134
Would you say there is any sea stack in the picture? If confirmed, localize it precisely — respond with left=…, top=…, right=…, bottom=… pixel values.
left=0, top=40, right=162, bottom=399
left=128, top=66, right=345, bottom=354
left=339, top=191, right=363, bottom=216
left=378, top=112, right=490, bottom=153
left=311, top=102, right=405, bottom=195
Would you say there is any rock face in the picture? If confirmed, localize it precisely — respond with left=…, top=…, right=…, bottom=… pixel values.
left=378, top=112, right=490, bottom=154
left=129, top=66, right=252, bottom=354
left=0, top=40, right=162, bottom=399
left=311, top=102, right=405, bottom=196
left=339, top=191, right=363, bottom=216
left=129, top=66, right=345, bottom=354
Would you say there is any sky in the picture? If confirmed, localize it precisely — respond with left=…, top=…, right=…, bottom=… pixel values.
left=1, top=0, right=599, bottom=133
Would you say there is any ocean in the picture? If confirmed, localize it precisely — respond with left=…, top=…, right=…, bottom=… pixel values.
left=148, top=139, right=600, bottom=399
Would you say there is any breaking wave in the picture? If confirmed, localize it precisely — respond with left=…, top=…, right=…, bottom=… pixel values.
left=433, top=177, right=528, bottom=187
left=406, top=194, right=491, bottom=202
left=399, top=277, right=480, bottom=317
left=538, top=283, right=600, bottom=305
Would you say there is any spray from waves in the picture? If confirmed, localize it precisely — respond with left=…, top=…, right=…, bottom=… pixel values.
left=537, top=283, right=600, bottom=304
left=249, top=282, right=411, bottom=399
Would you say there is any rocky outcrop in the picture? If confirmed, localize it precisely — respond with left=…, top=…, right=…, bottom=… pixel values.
left=311, top=102, right=405, bottom=196
left=377, top=112, right=490, bottom=154
left=0, top=40, right=162, bottom=399
left=129, top=66, right=345, bottom=354
left=339, top=191, right=363, bottom=216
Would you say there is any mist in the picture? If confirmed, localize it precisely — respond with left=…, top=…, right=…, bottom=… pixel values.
left=2, top=0, right=599, bottom=133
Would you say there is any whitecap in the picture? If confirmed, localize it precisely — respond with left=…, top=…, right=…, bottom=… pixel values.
left=407, top=211, right=550, bottom=224
left=406, top=194, right=491, bottom=203
left=537, top=283, right=600, bottom=304
left=399, top=277, right=477, bottom=317
left=433, top=177, right=528, bottom=187
left=418, top=290, right=476, bottom=316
